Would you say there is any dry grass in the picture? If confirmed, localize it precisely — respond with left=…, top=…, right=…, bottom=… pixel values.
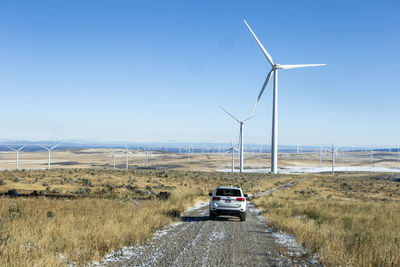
left=0, top=168, right=296, bottom=266
left=252, top=173, right=400, bottom=266
left=0, top=189, right=203, bottom=266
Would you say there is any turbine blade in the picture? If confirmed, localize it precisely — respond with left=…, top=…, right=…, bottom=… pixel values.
left=279, top=64, right=326, bottom=69
left=7, top=146, right=17, bottom=151
left=243, top=115, right=254, bottom=122
left=251, top=70, right=273, bottom=115
left=243, top=19, right=274, bottom=66
left=220, top=106, right=240, bottom=123
left=18, top=145, right=27, bottom=151
left=39, top=144, right=50, bottom=150
left=50, top=143, right=61, bottom=150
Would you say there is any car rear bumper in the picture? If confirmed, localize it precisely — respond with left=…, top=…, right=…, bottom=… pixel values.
left=210, top=208, right=246, bottom=216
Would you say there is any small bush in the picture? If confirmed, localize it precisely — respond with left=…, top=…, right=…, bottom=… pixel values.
left=75, top=187, right=91, bottom=195
left=51, top=188, right=62, bottom=194
left=81, top=178, right=92, bottom=187
left=7, top=189, right=19, bottom=197
left=8, top=204, right=23, bottom=218
left=0, top=179, right=7, bottom=186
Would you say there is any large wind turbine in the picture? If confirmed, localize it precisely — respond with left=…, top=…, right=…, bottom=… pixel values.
left=244, top=19, right=326, bottom=174
left=220, top=106, right=253, bottom=173
left=7, top=145, right=27, bottom=170
left=39, top=143, right=60, bottom=170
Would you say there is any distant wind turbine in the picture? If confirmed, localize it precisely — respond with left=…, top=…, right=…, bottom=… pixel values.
left=228, top=139, right=239, bottom=172
left=319, top=146, right=323, bottom=168
left=7, top=145, right=27, bottom=170
left=125, top=144, right=130, bottom=170
left=220, top=106, right=253, bottom=173
left=39, top=143, right=60, bottom=170
left=244, top=19, right=326, bottom=174
left=112, top=151, right=116, bottom=169
left=326, top=145, right=340, bottom=175
left=187, top=147, right=191, bottom=162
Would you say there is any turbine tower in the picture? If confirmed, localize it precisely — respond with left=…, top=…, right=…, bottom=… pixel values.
left=112, top=151, right=116, bottom=169
left=7, top=145, right=27, bottom=170
left=326, top=145, right=340, bottom=175
left=244, top=19, right=326, bottom=174
left=227, top=139, right=239, bottom=172
left=125, top=144, right=130, bottom=170
left=39, top=144, right=60, bottom=170
left=220, top=106, right=253, bottom=173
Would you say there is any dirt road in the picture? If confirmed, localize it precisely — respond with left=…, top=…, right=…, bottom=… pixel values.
left=103, top=198, right=319, bottom=266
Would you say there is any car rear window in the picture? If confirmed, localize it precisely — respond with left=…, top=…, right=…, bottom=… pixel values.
left=216, top=189, right=241, bottom=197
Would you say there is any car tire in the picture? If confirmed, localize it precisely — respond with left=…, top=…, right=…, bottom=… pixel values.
left=240, top=212, right=246, bottom=222
left=209, top=211, right=216, bottom=219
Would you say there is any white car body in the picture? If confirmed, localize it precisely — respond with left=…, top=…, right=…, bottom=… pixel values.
left=209, top=186, right=247, bottom=221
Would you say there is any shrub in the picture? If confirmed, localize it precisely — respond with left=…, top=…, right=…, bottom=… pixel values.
left=8, top=204, right=23, bottom=218
left=75, top=187, right=91, bottom=195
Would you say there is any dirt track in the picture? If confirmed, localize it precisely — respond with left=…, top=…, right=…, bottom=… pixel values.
left=103, top=181, right=320, bottom=266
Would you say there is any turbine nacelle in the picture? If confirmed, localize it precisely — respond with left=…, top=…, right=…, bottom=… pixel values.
left=273, top=64, right=282, bottom=70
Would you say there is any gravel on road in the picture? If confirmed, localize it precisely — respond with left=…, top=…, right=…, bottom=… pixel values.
left=102, top=198, right=320, bottom=267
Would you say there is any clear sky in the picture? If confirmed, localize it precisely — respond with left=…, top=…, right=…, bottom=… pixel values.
left=1, top=0, right=399, bottom=146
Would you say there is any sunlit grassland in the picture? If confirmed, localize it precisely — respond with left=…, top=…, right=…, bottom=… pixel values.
left=0, top=168, right=295, bottom=266
left=252, top=173, right=400, bottom=266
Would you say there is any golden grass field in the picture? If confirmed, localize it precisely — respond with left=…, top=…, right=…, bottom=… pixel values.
left=0, top=168, right=295, bottom=266
left=0, top=148, right=399, bottom=266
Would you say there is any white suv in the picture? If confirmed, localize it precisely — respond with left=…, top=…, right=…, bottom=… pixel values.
left=209, top=186, right=247, bottom=221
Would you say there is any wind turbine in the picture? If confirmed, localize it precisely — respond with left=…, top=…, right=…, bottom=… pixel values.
left=112, top=151, right=116, bottom=169
left=244, top=19, right=326, bottom=174
left=220, top=106, right=253, bottom=173
left=7, top=145, right=27, bottom=170
left=319, top=145, right=323, bottom=168
left=186, top=147, right=191, bottom=162
left=326, top=145, right=340, bottom=175
left=370, top=147, right=374, bottom=166
left=228, top=139, right=239, bottom=172
left=39, top=143, right=60, bottom=170
left=222, top=139, right=239, bottom=172
left=125, top=144, right=130, bottom=170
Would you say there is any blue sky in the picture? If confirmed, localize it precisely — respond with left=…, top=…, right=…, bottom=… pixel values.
left=0, top=0, right=399, bottom=146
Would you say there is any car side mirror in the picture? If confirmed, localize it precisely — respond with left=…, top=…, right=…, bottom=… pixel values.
left=244, top=194, right=248, bottom=198
left=209, top=192, right=212, bottom=196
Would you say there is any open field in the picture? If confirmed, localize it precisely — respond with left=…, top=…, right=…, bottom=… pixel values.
left=1, top=148, right=400, bottom=172
left=0, top=168, right=295, bottom=266
left=252, top=172, right=400, bottom=266
left=1, top=153, right=400, bottom=266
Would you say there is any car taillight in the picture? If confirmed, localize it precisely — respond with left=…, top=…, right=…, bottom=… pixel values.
left=236, top=197, right=245, bottom=202
left=212, top=197, right=221, bottom=201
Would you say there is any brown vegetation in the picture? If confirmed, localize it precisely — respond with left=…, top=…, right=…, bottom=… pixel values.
left=0, top=168, right=293, bottom=266
left=252, top=173, right=400, bottom=266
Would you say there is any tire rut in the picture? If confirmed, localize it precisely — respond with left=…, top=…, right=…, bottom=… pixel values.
left=102, top=178, right=321, bottom=266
